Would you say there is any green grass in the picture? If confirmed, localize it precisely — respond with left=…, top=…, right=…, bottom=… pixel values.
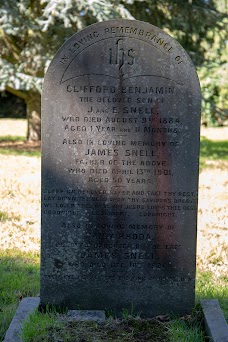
left=0, top=250, right=40, bottom=342
left=200, top=137, right=228, bottom=170
left=22, top=314, right=170, bottom=342
left=168, top=318, right=205, bottom=342
left=21, top=307, right=206, bottom=342
left=196, top=271, right=228, bottom=321
left=21, top=307, right=59, bottom=342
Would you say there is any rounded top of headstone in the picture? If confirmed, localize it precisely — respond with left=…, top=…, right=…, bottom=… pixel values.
left=43, top=19, right=201, bottom=101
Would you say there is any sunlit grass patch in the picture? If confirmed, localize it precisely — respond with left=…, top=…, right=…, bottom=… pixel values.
left=0, top=250, right=40, bottom=341
left=0, top=154, right=41, bottom=251
left=0, top=118, right=27, bottom=137
left=0, top=211, right=9, bottom=223
left=0, top=211, right=21, bottom=223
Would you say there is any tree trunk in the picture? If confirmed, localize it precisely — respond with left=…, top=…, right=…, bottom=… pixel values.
left=26, top=92, right=41, bottom=141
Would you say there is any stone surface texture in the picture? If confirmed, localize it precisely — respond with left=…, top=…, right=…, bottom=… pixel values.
left=3, top=297, right=40, bottom=342
left=41, top=19, right=201, bottom=317
left=201, top=299, right=228, bottom=342
left=66, top=310, right=106, bottom=321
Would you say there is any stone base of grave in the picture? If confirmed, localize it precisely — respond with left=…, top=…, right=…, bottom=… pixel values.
left=3, top=297, right=105, bottom=342
left=4, top=297, right=228, bottom=342
left=3, top=297, right=40, bottom=342
left=201, top=299, right=228, bottom=342
left=64, top=310, right=105, bottom=322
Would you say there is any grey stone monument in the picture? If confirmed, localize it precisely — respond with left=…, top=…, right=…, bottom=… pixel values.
left=41, top=19, right=201, bottom=317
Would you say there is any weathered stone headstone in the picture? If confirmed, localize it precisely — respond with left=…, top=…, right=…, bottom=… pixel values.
left=41, top=19, right=201, bottom=317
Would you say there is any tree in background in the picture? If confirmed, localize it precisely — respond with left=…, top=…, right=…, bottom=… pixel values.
left=0, top=0, right=134, bottom=140
left=128, top=0, right=227, bottom=126
left=197, top=0, right=228, bottom=126
left=0, top=0, right=227, bottom=140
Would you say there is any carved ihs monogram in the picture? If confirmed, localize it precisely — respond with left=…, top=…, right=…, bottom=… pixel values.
left=109, top=39, right=136, bottom=75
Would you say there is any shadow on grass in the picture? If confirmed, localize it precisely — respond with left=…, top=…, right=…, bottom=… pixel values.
left=0, top=135, right=227, bottom=161
left=0, top=135, right=40, bottom=157
left=200, top=137, right=228, bottom=160
left=200, top=137, right=228, bottom=171
left=0, top=250, right=40, bottom=341
left=0, top=136, right=25, bottom=142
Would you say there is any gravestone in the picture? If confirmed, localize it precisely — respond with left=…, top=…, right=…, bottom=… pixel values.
left=41, top=19, right=201, bottom=317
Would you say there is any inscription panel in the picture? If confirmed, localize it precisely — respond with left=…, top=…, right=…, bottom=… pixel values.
left=41, top=20, right=201, bottom=317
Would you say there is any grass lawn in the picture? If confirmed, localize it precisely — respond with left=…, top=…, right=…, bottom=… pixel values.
left=0, top=120, right=227, bottom=341
left=0, top=250, right=40, bottom=341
